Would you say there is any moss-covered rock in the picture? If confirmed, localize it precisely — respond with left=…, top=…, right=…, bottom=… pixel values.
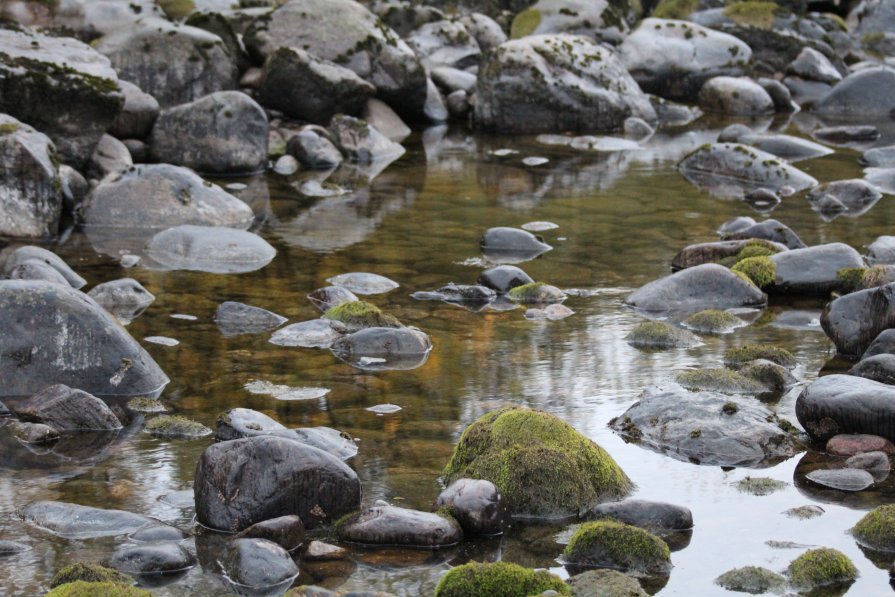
left=837, top=267, right=868, bottom=293
left=731, top=256, right=776, bottom=289
left=126, top=397, right=167, bottom=413
left=739, top=359, right=795, bottom=393
left=45, top=581, right=151, bottom=597
left=323, top=300, right=402, bottom=331
left=682, top=310, right=742, bottom=334
left=158, top=0, right=196, bottom=20
left=625, top=321, right=699, bottom=349
left=733, top=239, right=782, bottom=262
left=567, top=568, right=647, bottom=596
left=563, top=520, right=671, bottom=576
left=723, top=1, right=781, bottom=29
left=651, top=0, right=698, bottom=19
left=676, top=369, right=765, bottom=394
left=144, top=415, right=212, bottom=438
left=853, top=504, right=895, bottom=551
left=838, top=265, right=895, bottom=293
left=714, top=566, right=786, bottom=593
left=443, top=407, right=632, bottom=519
left=506, top=282, right=566, bottom=304
left=434, top=561, right=570, bottom=596
left=735, top=476, right=787, bottom=496
left=786, top=548, right=858, bottom=588
left=510, top=8, right=542, bottom=39
left=51, top=563, right=133, bottom=588
left=724, top=344, right=796, bottom=369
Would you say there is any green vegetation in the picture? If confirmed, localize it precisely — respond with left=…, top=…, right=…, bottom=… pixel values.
left=434, top=561, right=570, bottom=597
left=683, top=310, right=741, bottom=334
left=736, top=476, right=787, bottom=496
left=506, top=282, right=565, bottom=304
left=510, top=9, right=542, bottom=39
left=126, top=397, right=166, bottom=413
left=652, top=0, right=698, bottom=19
left=853, top=504, right=895, bottom=551
left=323, top=300, right=402, bottom=330
left=723, top=1, right=780, bottom=29
left=0, top=122, right=21, bottom=135
left=144, top=415, right=211, bottom=438
left=676, top=369, right=764, bottom=394
left=563, top=520, right=670, bottom=574
left=45, top=581, right=151, bottom=597
left=837, top=267, right=868, bottom=292
left=625, top=321, right=696, bottom=348
left=51, top=564, right=133, bottom=588
left=787, top=548, right=858, bottom=588
left=731, top=256, right=776, bottom=288
left=715, top=566, right=786, bottom=593
left=723, top=344, right=796, bottom=368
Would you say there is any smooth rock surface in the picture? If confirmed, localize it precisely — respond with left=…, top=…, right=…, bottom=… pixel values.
left=144, top=225, right=276, bottom=274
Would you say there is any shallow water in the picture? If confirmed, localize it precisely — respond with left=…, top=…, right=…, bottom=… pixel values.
left=4, top=113, right=895, bottom=595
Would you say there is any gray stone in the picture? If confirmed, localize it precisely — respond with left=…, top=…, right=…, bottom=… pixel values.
left=108, top=543, right=196, bottom=576
left=431, top=67, right=477, bottom=94
left=805, top=468, right=874, bottom=491
left=862, top=146, right=895, bottom=169
left=797, top=374, right=895, bottom=443
left=867, top=236, right=895, bottom=265
left=144, top=225, right=276, bottom=274
left=590, top=499, right=693, bottom=533
left=434, top=479, right=507, bottom=536
left=699, top=76, right=774, bottom=115
left=361, top=99, right=412, bottom=140
left=8, top=421, right=59, bottom=444
left=219, top=538, right=298, bottom=592
left=215, top=301, right=286, bottom=337
left=336, top=505, right=462, bottom=548
left=7, top=259, right=69, bottom=286
left=329, top=115, right=405, bottom=165
left=821, top=283, right=895, bottom=356
left=12, top=384, right=122, bottom=431
left=721, top=218, right=806, bottom=249
left=20, top=501, right=157, bottom=539
left=269, top=319, right=345, bottom=349
left=109, top=81, right=159, bottom=140
left=0, top=246, right=85, bottom=289
left=234, top=515, right=305, bottom=552
left=332, top=326, right=433, bottom=370
left=407, top=20, right=480, bottom=70
left=787, top=47, right=842, bottom=84
left=849, top=354, right=895, bottom=385
left=814, top=67, right=895, bottom=116
left=768, top=243, right=865, bottom=296
left=286, top=129, right=343, bottom=170
left=459, top=13, right=506, bottom=52
left=307, top=286, right=360, bottom=312
left=88, top=278, right=155, bottom=325
left=511, top=0, right=636, bottom=43
left=87, top=134, right=132, bottom=179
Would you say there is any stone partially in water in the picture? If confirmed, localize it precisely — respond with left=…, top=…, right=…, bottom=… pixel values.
left=235, top=515, right=305, bottom=553
left=480, top=227, right=552, bottom=264
left=20, top=501, right=157, bottom=539
left=682, top=310, right=744, bottom=334
left=477, top=265, right=535, bottom=293
left=11, top=384, right=122, bottom=431
left=849, top=354, right=895, bottom=385
left=9, top=421, right=59, bottom=444
left=434, top=479, right=507, bottom=537
left=796, top=375, right=895, bottom=444
left=567, top=569, right=647, bottom=596
left=144, top=415, right=211, bottom=439
left=50, top=563, right=132, bottom=588
left=329, top=114, right=406, bottom=165
left=335, top=505, right=462, bottom=548
left=411, top=284, right=497, bottom=306
left=326, top=272, right=399, bottom=295
left=0, top=540, right=30, bottom=557
left=805, top=468, right=874, bottom=492
left=563, top=520, right=671, bottom=577
left=323, top=301, right=402, bottom=332
left=145, top=225, right=276, bottom=274
left=626, top=322, right=699, bottom=349
left=590, top=499, right=693, bottom=535
left=88, top=279, right=155, bottom=325
left=814, top=66, right=895, bottom=117
left=307, top=286, right=360, bottom=312
left=786, top=548, right=857, bottom=589
left=506, top=282, right=566, bottom=305
left=675, top=369, right=765, bottom=394
left=671, top=239, right=787, bottom=271
left=269, top=319, right=345, bottom=349
left=214, top=301, right=287, bottom=337
left=736, top=476, right=787, bottom=496
left=45, top=581, right=151, bottom=596
left=714, top=566, right=786, bottom=594
left=720, top=218, right=806, bottom=250
left=434, top=561, right=568, bottom=597
left=107, top=543, right=196, bottom=577
left=826, top=434, right=895, bottom=456
left=217, top=408, right=356, bottom=459
left=768, top=243, right=865, bottom=296
left=822, top=283, right=895, bottom=357
left=698, top=76, right=774, bottom=115
left=218, top=538, right=298, bottom=593
left=853, top=504, right=895, bottom=552
left=332, top=327, right=433, bottom=371
left=1, top=246, right=86, bottom=289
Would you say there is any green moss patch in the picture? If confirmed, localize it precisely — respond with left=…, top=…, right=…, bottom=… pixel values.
left=625, top=321, right=697, bottom=349
left=723, top=1, right=780, bottom=29
left=51, top=563, right=133, bottom=588
left=443, top=407, right=632, bottom=519
left=715, top=566, right=786, bottom=593
left=323, top=300, right=402, bottom=330
left=676, top=369, right=764, bottom=394
left=563, top=520, right=671, bottom=576
left=126, top=397, right=167, bottom=413
left=144, top=415, right=211, bottom=438
left=158, top=0, right=196, bottom=20
left=731, top=256, right=776, bottom=289
left=652, top=0, right=698, bottom=19
left=723, top=344, right=796, bottom=369
left=46, top=581, right=151, bottom=597
left=434, top=561, right=570, bottom=597
left=786, top=548, right=858, bottom=588
left=510, top=9, right=542, bottom=39
left=683, top=309, right=742, bottom=334
left=736, top=476, right=787, bottom=496
left=506, top=282, right=565, bottom=304
left=853, top=504, right=895, bottom=551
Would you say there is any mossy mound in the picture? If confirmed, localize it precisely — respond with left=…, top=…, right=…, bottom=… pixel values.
left=144, top=415, right=212, bottom=438
left=51, top=563, right=133, bottom=588
left=625, top=321, right=698, bottom=349
left=158, top=0, right=196, bottom=20
left=567, top=568, right=647, bottom=596
left=323, top=300, right=402, bottom=331
left=739, top=359, right=794, bottom=393
left=682, top=310, right=742, bottom=334
left=786, top=548, right=858, bottom=588
left=714, top=566, right=786, bottom=593
left=853, top=504, right=895, bottom=551
left=735, top=476, right=787, bottom=496
left=443, top=407, right=632, bottom=519
left=723, top=344, right=796, bottom=369
left=506, top=282, right=566, bottom=304
left=723, top=1, right=780, bottom=29
left=45, top=581, right=151, bottom=597
left=676, top=369, right=765, bottom=394
left=126, top=397, right=167, bottom=413
left=652, top=0, right=698, bottom=19
left=731, top=256, right=776, bottom=289
left=510, top=9, right=542, bottom=39
left=563, top=520, right=671, bottom=576
left=434, top=561, right=570, bottom=597
left=839, top=266, right=894, bottom=292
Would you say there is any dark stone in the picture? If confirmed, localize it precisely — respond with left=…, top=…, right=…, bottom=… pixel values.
left=805, top=468, right=874, bottom=491
left=434, top=479, right=507, bottom=536
left=235, top=515, right=306, bottom=552
left=850, top=355, right=895, bottom=385
left=8, top=421, right=59, bottom=444
left=797, top=375, right=895, bottom=444
left=107, top=543, right=196, bottom=576
left=814, top=67, right=895, bottom=117
left=590, top=499, right=694, bottom=533
left=219, top=538, right=299, bottom=592
left=826, top=433, right=895, bottom=456
left=12, top=384, right=121, bottom=431
left=214, top=301, right=287, bottom=337
left=480, top=227, right=552, bottom=264
left=19, top=501, right=157, bottom=539
left=821, top=283, right=895, bottom=357
left=758, top=78, right=797, bottom=112
left=128, top=523, right=188, bottom=542
left=286, top=129, right=343, bottom=170
left=0, top=541, right=29, bottom=556
left=722, top=218, right=806, bottom=249
left=336, top=505, right=462, bottom=548
left=477, top=265, right=535, bottom=293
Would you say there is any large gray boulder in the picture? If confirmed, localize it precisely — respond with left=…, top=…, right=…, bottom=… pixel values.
left=0, top=115, right=63, bottom=239
left=797, top=375, right=895, bottom=444
left=95, top=18, right=238, bottom=108
left=144, top=225, right=276, bottom=274
left=768, top=243, right=865, bottom=296
left=848, top=0, right=895, bottom=36
left=244, top=0, right=427, bottom=118
left=821, top=283, right=895, bottom=357
left=617, top=18, right=751, bottom=102
left=0, top=280, right=169, bottom=398
left=698, top=76, right=774, bottom=115
left=11, top=384, right=122, bottom=431
left=475, top=34, right=656, bottom=134
left=0, top=27, right=123, bottom=167
left=813, top=67, right=895, bottom=117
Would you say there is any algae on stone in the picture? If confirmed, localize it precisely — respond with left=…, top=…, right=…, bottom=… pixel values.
left=723, top=344, right=796, bottom=368
left=144, top=415, right=212, bottom=438
left=676, top=368, right=765, bottom=394
left=736, top=476, right=787, bottom=496
left=323, top=300, right=402, bottom=331
left=786, top=547, right=858, bottom=588
left=714, top=566, right=786, bottom=593
left=563, top=520, right=671, bottom=576
left=731, top=256, right=776, bottom=289
left=723, top=1, right=780, bottom=29
left=510, top=9, right=543, bottom=39
left=682, top=309, right=742, bottom=334
left=567, top=568, right=647, bottom=596
left=853, top=504, right=895, bottom=551
left=506, top=282, right=566, bottom=304
left=45, top=581, right=152, bottom=597
left=434, top=561, right=570, bottom=597
left=625, top=321, right=698, bottom=348
left=652, top=0, right=698, bottom=19
left=50, top=563, right=133, bottom=588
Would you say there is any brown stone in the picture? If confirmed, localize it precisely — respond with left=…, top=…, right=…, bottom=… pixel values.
left=826, top=433, right=895, bottom=456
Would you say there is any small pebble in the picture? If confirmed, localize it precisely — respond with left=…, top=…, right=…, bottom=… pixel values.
left=144, top=336, right=179, bottom=347
left=522, top=156, right=549, bottom=167
left=521, top=221, right=559, bottom=232
left=120, top=254, right=140, bottom=268
left=366, top=404, right=402, bottom=414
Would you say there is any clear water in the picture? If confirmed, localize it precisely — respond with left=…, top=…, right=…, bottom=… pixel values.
left=3, top=113, right=895, bottom=596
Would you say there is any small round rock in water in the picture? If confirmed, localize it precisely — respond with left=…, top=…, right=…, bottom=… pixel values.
left=477, top=265, right=534, bottom=293
left=307, top=286, right=360, bottom=312
left=805, top=468, right=874, bottom=492
left=715, top=566, right=786, bottom=594
left=234, top=515, right=306, bottom=552
left=521, top=156, right=549, bottom=166
left=490, top=148, right=518, bottom=157
left=366, top=403, right=402, bottom=414
left=107, top=542, right=196, bottom=576
left=326, top=272, right=399, bottom=295
left=846, top=451, right=891, bottom=473
left=273, top=154, right=299, bottom=175
left=521, top=221, right=559, bottom=232
left=144, top=336, right=179, bottom=347
left=434, top=479, right=507, bottom=536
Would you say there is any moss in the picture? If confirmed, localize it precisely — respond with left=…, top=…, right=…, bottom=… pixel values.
left=158, top=0, right=196, bottom=20
left=722, top=402, right=739, bottom=415
left=126, top=397, right=166, bottom=413
left=510, top=8, right=542, bottom=39
left=853, top=504, right=895, bottom=551
left=676, top=369, right=765, bottom=394
left=323, top=300, right=402, bottom=330
left=434, top=561, right=570, bottom=597
left=723, top=1, right=780, bottom=29
left=506, top=282, right=565, bottom=304
left=731, top=256, right=776, bottom=289
left=787, top=548, right=858, bottom=588
left=731, top=269, right=756, bottom=287
left=736, top=476, right=786, bottom=496
left=862, top=31, right=886, bottom=47
left=443, top=407, right=632, bottom=519
left=0, top=122, right=21, bottom=135
left=51, top=564, right=133, bottom=588
left=652, top=0, right=698, bottom=19
left=45, top=581, right=151, bottom=597
left=837, top=267, right=868, bottom=292
left=734, top=239, right=781, bottom=262
left=625, top=321, right=695, bottom=348
left=739, top=359, right=791, bottom=393
left=724, top=344, right=796, bottom=368
left=714, top=566, right=786, bottom=593
left=563, top=520, right=670, bottom=574
left=683, top=309, right=741, bottom=334
left=144, top=415, right=211, bottom=438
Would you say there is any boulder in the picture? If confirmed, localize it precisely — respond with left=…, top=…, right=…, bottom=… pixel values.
left=787, top=548, right=857, bottom=589
left=477, top=265, right=535, bottom=293
left=219, top=538, right=299, bottom=592
left=459, top=13, right=507, bottom=52
left=853, top=504, right=895, bottom=551
left=475, top=34, right=656, bottom=134
left=373, top=1, right=445, bottom=38
left=149, top=91, right=268, bottom=175
left=1, top=246, right=86, bottom=289
left=128, top=523, right=187, bottom=542
left=19, top=501, right=157, bottom=539
left=821, top=283, right=895, bottom=356
left=797, top=374, right=895, bottom=443
left=329, top=115, right=405, bottom=165
left=867, top=236, right=895, bottom=265
left=814, top=66, right=895, bottom=117
left=434, top=479, right=507, bottom=536
left=335, top=505, right=462, bottom=548
left=787, top=47, right=842, bottom=84
left=269, top=319, right=345, bottom=349
left=671, top=239, right=787, bottom=270
left=765, top=243, right=865, bottom=296
left=849, top=354, right=895, bottom=385
left=214, top=301, right=286, bottom=336
left=107, top=543, right=196, bottom=577
left=510, top=0, right=636, bottom=43
left=87, top=134, right=133, bottom=179
left=286, top=129, right=343, bottom=170
left=331, top=326, right=433, bottom=370
left=813, top=124, right=879, bottom=144
left=434, top=562, right=568, bottom=597
left=734, top=133, right=833, bottom=163
left=361, top=99, right=412, bottom=139
left=11, top=384, right=121, bottom=431
left=698, top=76, right=774, bottom=115
left=0, top=280, right=169, bottom=398
left=234, top=515, right=305, bottom=552
left=108, top=81, right=158, bottom=140
left=563, top=520, right=671, bottom=576
left=144, top=415, right=212, bottom=438
left=849, top=0, right=895, bottom=36
left=590, top=499, right=693, bottom=533
left=323, top=301, right=402, bottom=332
left=327, top=271, right=401, bottom=295
left=144, top=225, right=276, bottom=274
left=721, top=218, right=806, bottom=250
left=408, top=20, right=480, bottom=70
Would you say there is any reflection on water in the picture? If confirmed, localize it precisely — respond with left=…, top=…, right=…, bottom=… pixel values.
left=4, top=117, right=895, bottom=596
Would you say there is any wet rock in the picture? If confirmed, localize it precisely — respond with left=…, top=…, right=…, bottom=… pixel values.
left=329, top=115, right=405, bottom=165
left=740, top=359, right=796, bottom=393
left=853, top=504, right=895, bottom=551
left=626, top=322, right=699, bottom=349
left=0, top=281, right=169, bottom=398
left=7, top=259, right=69, bottom=286
left=408, top=20, right=480, bottom=70
left=308, top=287, right=359, bottom=313
left=88, top=278, right=155, bottom=324
left=682, top=310, right=743, bottom=334
left=107, top=543, right=196, bottom=577
left=736, top=133, right=833, bottom=162
left=109, top=81, right=159, bottom=141
left=323, top=301, right=402, bottom=332
left=671, top=239, right=786, bottom=271
left=867, top=236, right=895, bottom=266
left=758, top=77, right=797, bottom=112
left=788, top=47, right=842, bottom=84
left=145, top=225, right=276, bottom=274
left=724, top=344, right=796, bottom=369
left=87, top=134, right=132, bottom=179
left=766, top=242, right=865, bottom=296
left=612, top=388, right=799, bottom=467
left=846, top=451, right=891, bottom=473
left=481, top=227, right=552, bottom=263
left=618, top=18, right=750, bottom=102
left=507, top=282, right=566, bottom=305
left=676, top=369, right=765, bottom=394
left=0, top=540, right=28, bottom=556
left=1, top=246, right=86, bottom=289
left=849, top=354, right=895, bottom=385
left=327, top=272, right=399, bottom=295
left=475, top=34, right=656, bottom=134
left=797, top=375, right=895, bottom=443
left=144, top=415, right=211, bottom=438
left=717, top=216, right=755, bottom=236
left=807, top=180, right=881, bottom=220
left=435, top=561, right=568, bottom=597
left=12, top=384, right=122, bottom=431
left=737, top=475, right=787, bottom=496
left=286, top=129, right=343, bottom=170
left=269, top=319, right=345, bottom=349
left=805, top=468, right=874, bottom=491
left=721, top=218, right=806, bottom=250
left=563, top=520, right=671, bottom=577
left=862, top=146, right=895, bottom=169
left=434, top=479, right=507, bottom=536
left=219, top=538, right=298, bottom=592
left=865, top=329, right=895, bottom=359
left=50, top=563, right=132, bottom=588
left=149, top=91, right=268, bottom=175
left=45, top=581, right=150, bottom=596
left=784, top=505, right=825, bottom=519
left=477, top=265, right=535, bottom=293
left=332, top=326, right=433, bottom=370
left=259, top=48, right=375, bottom=125
left=128, top=523, right=188, bottom=543
left=96, top=18, right=237, bottom=108
left=432, top=67, right=477, bottom=95
left=814, top=66, right=895, bottom=117
left=304, top=540, right=346, bottom=561
left=459, top=13, right=506, bottom=52
left=821, top=283, right=895, bottom=356
left=590, top=499, right=693, bottom=535
left=336, top=505, right=462, bottom=548
left=714, top=566, right=786, bottom=594
left=9, top=421, right=59, bottom=444
left=866, top=167, right=895, bottom=195
left=826, top=433, right=895, bottom=456
left=787, top=548, right=857, bottom=589
left=423, top=77, right=449, bottom=123
left=20, top=501, right=157, bottom=539
left=699, top=76, right=774, bottom=115
left=443, top=407, right=631, bottom=519
left=244, top=0, right=427, bottom=118
left=625, top=263, right=767, bottom=315
left=235, top=515, right=305, bottom=552
left=411, top=284, right=497, bottom=307
left=567, top=568, right=648, bottom=596
left=194, top=435, right=361, bottom=531
left=813, top=125, right=880, bottom=144
left=372, top=1, right=444, bottom=38
left=214, top=301, right=286, bottom=337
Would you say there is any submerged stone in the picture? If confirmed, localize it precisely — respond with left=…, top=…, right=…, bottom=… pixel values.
left=144, top=415, right=211, bottom=439
left=307, top=286, right=360, bottom=312
left=12, top=384, right=122, bottom=431
left=269, top=319, right=345, bottom=349
left=88, top=279, right=155, bottom=326
left=434, top=479, right=507, bottom=536
left=714, top=566, right=786, bottom=594
left=107, top=542, right=196, bottom=577
left=626, top=321, right=699, bottom=349
left=736, top=476, right=787, bottom=496
left=214, top=301, right=287, bottom=337
left=853, top=504, right=895, bottom=551
left=331, top=327, right=433, bottom=371
left=326, top=272, right=400, bottom=295
left=682, top=310, right=743, bottom=334
left=805, top=468, right=874, bottom=492
left=145, top=225, right=276, bottom=274
left=567, top=568, right=647, bottom=596
left=20, top=501, right=157, bottom=539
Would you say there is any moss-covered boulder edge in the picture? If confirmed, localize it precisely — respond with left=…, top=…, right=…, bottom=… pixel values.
left=323, top=300, right=402, bottom=330
left=434, top=561, right=570, bottom=597
left=46, top=581, right=151, bottom=597
left=786, top=548, right=858, bottom=589
left=563, top=520, right=671, bottom=576
left=853, top=504, right=895, bottom=551
left=442, top=407, right=632, bottom=519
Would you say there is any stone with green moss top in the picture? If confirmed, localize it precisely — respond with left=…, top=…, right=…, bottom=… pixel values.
left=506, top=282, right=566, bottom=304
left=563, top=520, right=671, bottom=576
left=127, top=397, right=166, bottom=413
left=736, top=476, right=787, bottom=496
left=853, top=504, right=895, bottom=551
left=724, top=344, right=795, bottom=369
left=723, top=1, right=780, bottom=29
left=46, top=581, right=151, bottom=597
left=786, top=548, right=857, bottom=588
left=714, top=566, right=785, bottom=593
left=51, top=563, right=133, bottom=588
left=510, top=9, right=542, bottom=39
left=435, top=561, right=570, bottom=597
left=323, top=300, right=402, bottom=331
left=158, top=0, right=196, bottom=20
left=731, top=256, right=776, bottom=289
left=735, top=239, right=782, bottom=262
left=739, top=359, right=795, bottom=393
left=626, top=321, right=698, bottom=349
left=676, top=368, right=764, bottom=394
left=443, top=407, right=631, bottom=519
left=682, top=310, right=742, bottom=334
left=567, top=568, right=647, bottom=596
left=651, top=0, right=698, bottom=19
left=144, top=415, right=211, bottom=438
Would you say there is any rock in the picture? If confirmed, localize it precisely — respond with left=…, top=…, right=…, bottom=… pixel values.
left=149, top=91, right=268, bottom=175
left=850, top=354, right=895, bottom=385
left=475, top=34, right=656, bottom=134
left=814, top=66, right=895, bottom=117
left=269, top=319, right=345, bottom=349
left=145, top=225, right=276, bottom=274
left=821, top=283, right=895, bottom=356
left=676, top=369, right=766, bottom=394
left=862, top=145, right=895, bottom=169
left=336, top=505, right=462, bottom=548
left=0, top=28, right=123, bottom=167
left=128, top=523, right=188, bottom=543
left=423, top=77, right=449, bottom=123
left=82, top=164, right=254, bottom=231
left=326, top=272, right=399, bottom=295
left=507, top=282, right=566, bottom=304
left=19, top=501, right=157, bottom=539
left=0, top=115, right=63, bottom=239
left=88, top=278, right=155, bottom=324
left=590, top=499, right=693, bottom=535
left=721, top=218, right=806, bottom=250
left=736, top=476, right=787, bottom=496
left=787, top=548, right=857, bottom=589
left=434, top=479, right=507, bottom=536
left=7, top=259, right=70, bottom=286
left=865, top=329, right=895, bottom=358
left=373, top=1, right=445, bottom=37
left=431, top=67, right=477, bottom=95
left=612, top=388, right=799, bottom=467
left=107, top=543, right=196, bottom=577
left=219, top=538, right=298, bottom=592
left=567, top=569, right=647, bottom=596
left=434, top=561, right=568, bottom=597
left=806, top=468, right=874, bottom=491
left=361, top=99, right=412, bottom=140
left=867, top=236, right=895, bottom=265
left=477, top=265, right=535, bottom=293
left=853, top=504, right=895, bottom=551
left=45, top=581, right=150, bottom=596
left=443, top=407, right=631, bottom=519
left=813, top=125, right=880, bottom=144
left=698, top=76, right=774, bottom=115
left=678, top=144, right=818, bottom=198
left=826, top=433, right=895, bottom=456
left=563, top=520, right=671, bottom=577
left=766, top=243, right=865, bottom=296
left=788, top=47, right=842, bottom=84
left=304, top=540, right=346, bottom=561
left=50, top=563, right=133, bottom=588
left=480, top=227, right=552, bottom=263
left=408, top=20, right=480, bottom=70
left=846, top=451, right=891, bottom=473
left=459, top=13, right=507, bottom=52
left=625, top=263, right=767, bottom=315
left=808, top=180, right=881, bottom=220
left=0, top=280, right=169, bottom=398
left=411, top=284, right=497, bottom=307
left=12, top=384, right=122, bottom=431
left=194, top=435, right=361, bottom=531
left=259, top=47, right=376, bottom=125
left=244, top=0, right=427, bottom=118
left=329, top=115, right=405, bottom=165
left=144, top=415, right=211, bottom=438
left=740, top=359, right=796, bottom=393
left=121, top=140, right=148, bottom=164
left=235, top=515, right=305, bottom=552
left=718, top=216, right=755, bottom=235
left=625, top=321, right=699, bottom=349
left=736, top=133, right=833, bottom=162
left=87, top=134, right=132, bottom=179
left=214, top=301, right=286, bottom=336
left=682, top=310, right=743, bottom=334
left=866, top=167, right=895, bottom=195
left=9, top=421, right=59, bottom=444
left=1, top=246, right=86, bottom=289
left=714, top=566, right=786, bottom=594
left=307, top=287, right=359, bottom=313
left=331, top=326, right=433, bottom=370
left=184, top=11, right=248, bottom=72
left=797, top=375, right=895, bottom=443
left=323, top=301, right=402, bottom=332
left=724, top=344, right=796, bottom=369
left=784, top=505, right=825, bottom=519
left=618, top=18, right=751, bottom=102
left=671, top=239, right=786, bottom=271
left=0, top=541, right=29, bottom=556
left=759, top=78, right=797, bottom=112
left=286, top=129, right=343, bottom=170
left=96, top=18, right=237, bottom=108
left=109, top=81, right=159, bottom=140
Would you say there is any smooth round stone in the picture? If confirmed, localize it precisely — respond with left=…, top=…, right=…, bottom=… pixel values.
left=107, top=542, right=196, bottom=576
left=434, top=479, right=506, bottom=536
left=805, top=468, right=875, bottom=491
left=336, top=505, right=461, bottom=548
left=274, top=154, right=299, bottom=175
left=269, top=319, right=345, bottom=349
left=129, top=523, right=189, bottom=542
left=20, top=501, right=157, bottom=539
left=490, top=148, right=518, bottom=157
left=219, top=538, right=299, bottom=592
left=846, top=451, right=891, bottom=473
left=366, top=404, right=402, bottom=414
left=590, top=499, right=693, bottom=533
left=144, top=336, right=179, bottom=347
left=234, top=515, right=305, bottom=552
left=521, top=156, right=549, bottom=166
left=145, top=225, right=276, bottom=274
left=521, top=221, right=559, bottom=232
left=9, top=421, right=59, bottom=444
left=326, top=272, right=399, bottom=295
left=477, top=265, right=534, bottom=293
left=826, top=434, right=895, bottom=456
left=307, top=286, right=359, bottom=312
left=215, top=301, right=287, bottom=337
